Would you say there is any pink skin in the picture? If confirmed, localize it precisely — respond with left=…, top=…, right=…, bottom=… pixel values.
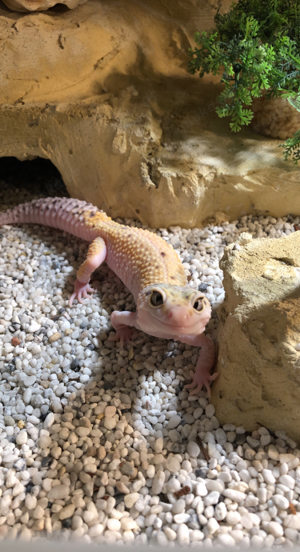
left=134, top=301, right=211, bottom=341
left=110, top=298, right=217, bottom=396
left=69, top=237, right=107, bottom=306
left=180, top=334, right=217, bottom=397
left=186, top=370, right=218, bottom=398
left=110, top=312, right=138, bottom=347
left=69, top=279, right=95, bottom=306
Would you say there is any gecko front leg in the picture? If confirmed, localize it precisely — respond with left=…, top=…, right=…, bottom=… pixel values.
left=69, top=236, right=107, bottom=306
left=180, top=333, right=217, bottom=397
left=110, top=311, right=138, bottom=346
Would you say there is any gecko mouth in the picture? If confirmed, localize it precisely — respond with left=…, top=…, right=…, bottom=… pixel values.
left=152, top=315, right=209, bottom=332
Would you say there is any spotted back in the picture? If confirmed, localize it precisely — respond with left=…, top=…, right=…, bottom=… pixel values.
left=83, top=212, right=187, bottom=298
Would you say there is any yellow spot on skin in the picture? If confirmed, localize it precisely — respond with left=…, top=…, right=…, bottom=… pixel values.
left=81, top=209, right=187, bottom=297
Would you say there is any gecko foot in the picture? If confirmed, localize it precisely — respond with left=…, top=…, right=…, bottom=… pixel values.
left=69, top=278, right=95, bottom=306
left=185, top=369, right=218, bottom=398
left=109, top=327, right=137, bottom=348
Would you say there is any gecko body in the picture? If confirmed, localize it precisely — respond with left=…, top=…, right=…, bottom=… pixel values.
left=0, top=197, right=216, bottom=395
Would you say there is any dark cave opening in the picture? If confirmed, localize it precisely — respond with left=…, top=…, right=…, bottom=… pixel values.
left=0, top=157, right=67, bottom=200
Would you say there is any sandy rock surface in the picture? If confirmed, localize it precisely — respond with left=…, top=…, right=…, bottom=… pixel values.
left=1, top=0, right=87, bottom=13
left=0, top=0, right=299, bottom=227
left=212, top=231, right=300, bottom=440
left=251, top=96, right=300, bottom=140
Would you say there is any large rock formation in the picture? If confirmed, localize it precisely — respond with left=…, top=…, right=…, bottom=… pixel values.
left=212, top=231, right=300, bottom=441
left=2, top=0, right=87, bottom=13
left=0, top=0, right=299, bottom=227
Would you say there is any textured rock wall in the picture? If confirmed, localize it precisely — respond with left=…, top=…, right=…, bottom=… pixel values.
left=0, top=0, right=299, bottom=227
left=1, top=0, right=87, bottom=13
left=212, top=232, right=300, bottom=441
left=251, top=96, right=300, bottom=140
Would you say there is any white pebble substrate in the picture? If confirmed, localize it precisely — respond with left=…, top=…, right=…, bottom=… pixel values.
left=0, top=186, right=300, bottom=547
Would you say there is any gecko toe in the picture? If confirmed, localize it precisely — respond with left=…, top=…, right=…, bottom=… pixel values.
left=189, top=384, right=203, bottom=396
left=204, top=382, right=212, bottom=398
left=69, top=280, right=94, bottom=305
left=184, top=370, right=198, bottom=390
left=185, top=381, right=197, bottom=390
left=86, top=285, right=95, bottom=293
left=78, top=293, right=86, bottom=304
left=185, top=383, right=194, bottom=390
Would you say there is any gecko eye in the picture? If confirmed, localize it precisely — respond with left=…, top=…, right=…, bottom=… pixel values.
left=193, top=297, right=205, bottom=312
left=149, top=290, right=165, bottom=308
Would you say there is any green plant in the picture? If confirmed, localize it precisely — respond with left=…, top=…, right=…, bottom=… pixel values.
left=188, top=0, right=300, bottom=162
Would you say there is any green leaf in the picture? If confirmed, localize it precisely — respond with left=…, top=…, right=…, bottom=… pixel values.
left=280, top=129, right=300, bottom=163
left=288, top=95, right=300, bottom=111
left=216, top=106, right=230, bottom=118
left=187, top=0, right=300, bottom=153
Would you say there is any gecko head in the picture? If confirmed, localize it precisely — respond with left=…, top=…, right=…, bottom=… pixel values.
left=136, top=283, right=211, bottom=339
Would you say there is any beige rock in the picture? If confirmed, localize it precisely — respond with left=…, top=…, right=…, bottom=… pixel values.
left=212, top=232, right=300, bottom=441
left=251, top=95, right=300, bottom=140
left=105, top=406, right=116, bottom=418
left=2, top=0, right=87, bottom=13
left=0, top=0, right=299, bottom=228
left=48, top=332, right=61, bottom=343
left=59, top=503, right=75, bottom=520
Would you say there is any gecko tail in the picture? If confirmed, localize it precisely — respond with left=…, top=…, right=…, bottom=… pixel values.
left=0, top=197, right=101, bottom=241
